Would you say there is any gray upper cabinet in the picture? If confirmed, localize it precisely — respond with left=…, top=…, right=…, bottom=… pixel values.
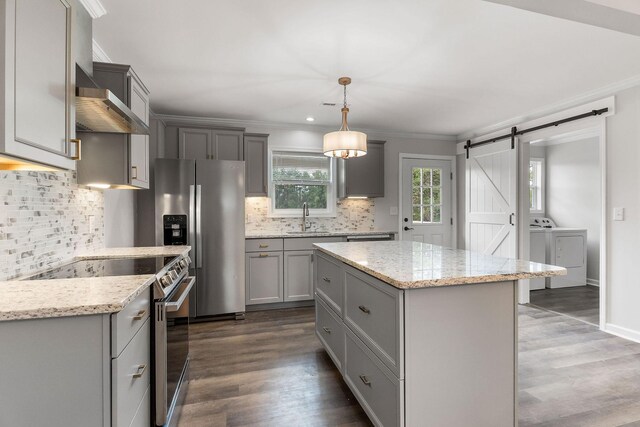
left=0, top=0, right=76, bottom=170
left=244, top=133, right=268, bottom=196
left=178, top=127, right=244, bottom=161
left=338, top=140, right=386, bottom=198
left=77, top=62, right=150, bottom=189
left=178, top=127, right=211, bottom=160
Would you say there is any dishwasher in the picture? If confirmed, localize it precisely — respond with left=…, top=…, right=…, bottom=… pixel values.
left=345, top=233, right=395, bottom=242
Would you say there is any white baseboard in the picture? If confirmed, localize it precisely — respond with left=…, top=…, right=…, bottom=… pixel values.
left=604, top=323, right=640, bottom=344
left=586, top=278, right=600, bottom=287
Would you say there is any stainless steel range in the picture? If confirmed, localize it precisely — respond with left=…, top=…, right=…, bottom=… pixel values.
left=26, top=253, right=194, bottom=427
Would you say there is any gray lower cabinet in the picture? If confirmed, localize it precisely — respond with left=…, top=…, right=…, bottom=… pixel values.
left=315, top=252, right=518, bottom=427
left=244, top=133, right=268, bottom=196
left=338, top=140, right=385, bottom=198
left=0, top=288, right=151, bottom=427
left=284, top=250, right=314, bottom=301
left=178, top=127, right=244, bottom=161
left=77, top=62, right=151, bottom=189
left=245, top=252, right=284, bottom=305
left=0, top=0, right=77, bottom=170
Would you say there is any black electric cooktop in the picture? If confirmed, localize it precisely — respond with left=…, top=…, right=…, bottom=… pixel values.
left=26, top=257, right=175, bottom=280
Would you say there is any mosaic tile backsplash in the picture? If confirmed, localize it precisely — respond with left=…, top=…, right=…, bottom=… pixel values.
left=245, top=197, right=376, bottom=234
left=0, top=171, right=104, bottom=280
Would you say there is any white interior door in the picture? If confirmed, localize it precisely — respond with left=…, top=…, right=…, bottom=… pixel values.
left=401, top=158, right=453, bottom=246
left=465, top=139, right=518, bottom=257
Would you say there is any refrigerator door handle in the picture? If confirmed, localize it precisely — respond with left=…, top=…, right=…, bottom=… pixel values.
left=189, top=185, right=196, bottom=264
left=196, top=184, right=203, bottom=268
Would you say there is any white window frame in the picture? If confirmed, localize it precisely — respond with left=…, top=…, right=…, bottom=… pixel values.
left=529, top=157, right=545, bottom=214
left=267, top=147, right=337, bottom=218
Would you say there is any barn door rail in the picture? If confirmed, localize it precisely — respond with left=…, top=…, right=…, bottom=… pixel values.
left=464, top=108, right=608, bottom=159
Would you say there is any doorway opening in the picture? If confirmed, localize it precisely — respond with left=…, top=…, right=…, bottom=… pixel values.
left=523, top=132, right=603, bottom=326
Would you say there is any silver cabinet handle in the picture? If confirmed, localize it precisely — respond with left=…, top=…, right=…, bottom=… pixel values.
left=132, top=309, right=147, bottom=320
left=404, top=226, right=414, bottom=231
left=358, top=305, right=370, bottom=314
left=322, top=277, right=331, bottom=283
left=359, top=375, right=371, bottom=386
left=132, top=364, right=147, bottom=378
left=131, top=165, right=138, bottom=180
left=509, top=213, right=515, bottom=226
left=322, top=326, right=331, bottom=334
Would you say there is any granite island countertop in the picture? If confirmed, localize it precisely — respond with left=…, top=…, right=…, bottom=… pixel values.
left=313, top=241, right=565, bottom=289
left=0, top=246, right=191, bottom=322
left=246, top=230, right=398, bottom=239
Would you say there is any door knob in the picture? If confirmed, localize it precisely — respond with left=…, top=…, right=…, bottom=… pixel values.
left=404, top=226, right=414, bottom=231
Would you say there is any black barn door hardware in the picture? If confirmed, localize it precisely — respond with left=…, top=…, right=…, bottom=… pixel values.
left=464, top=108, right=608, bottom=159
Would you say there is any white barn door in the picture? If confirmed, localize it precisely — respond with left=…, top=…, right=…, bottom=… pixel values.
left=465, top=139, right=518, bottom=257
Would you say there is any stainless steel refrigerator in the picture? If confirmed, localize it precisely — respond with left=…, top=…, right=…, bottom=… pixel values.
left=155, top=158, right=245, bottom=318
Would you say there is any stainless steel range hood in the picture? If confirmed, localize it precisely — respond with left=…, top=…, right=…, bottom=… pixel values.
left=76, top=87, right=150, bottom=135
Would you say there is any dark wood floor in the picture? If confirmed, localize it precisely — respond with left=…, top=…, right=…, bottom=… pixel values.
left=530, top=285, right=600, bottom=325
left=178, top=305, right=640, bottom=427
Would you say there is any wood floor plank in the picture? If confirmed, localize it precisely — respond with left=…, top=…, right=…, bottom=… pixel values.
left=178, top=305, right=640, bottom=427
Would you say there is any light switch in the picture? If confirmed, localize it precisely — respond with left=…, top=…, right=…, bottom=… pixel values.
left=390, top=206, right=399, bottom=216
left=613, top=207, right=625, bottom=221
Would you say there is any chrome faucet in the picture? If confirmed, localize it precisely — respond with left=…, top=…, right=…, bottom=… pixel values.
left=302, top=202, right=310, bottom=231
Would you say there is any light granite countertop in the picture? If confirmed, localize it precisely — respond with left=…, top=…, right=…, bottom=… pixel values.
left=0, top=246, right=191, bottom=322
left=313, top=241, right=566, bottom=289
left=246, top=230, right=398, bottom=239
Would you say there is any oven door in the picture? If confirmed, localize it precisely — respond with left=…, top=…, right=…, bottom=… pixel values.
left=155, top=276, right=195, bottom=426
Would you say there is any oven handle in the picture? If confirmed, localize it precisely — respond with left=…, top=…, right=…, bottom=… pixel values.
left=166, top=276, right=195, bottom=312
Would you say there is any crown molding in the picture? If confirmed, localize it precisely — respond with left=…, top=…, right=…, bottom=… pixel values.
left=78, top=0, right=106, bottom=18
left=457, top=72, right=640, bottom=141
left=152, top=113, right=457, bottom=141
left=92, top=39, right=112, bottom=63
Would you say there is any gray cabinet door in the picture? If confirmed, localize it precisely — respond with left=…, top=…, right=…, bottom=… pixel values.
left=1, top=0, right=75, bottom=169
left=245, top=252, right=283, bottom=305
left=284, top=250, right=314, bottom=302
left=213, top=130, right=244, bottom=160
left=244, top=133, right=268, bottom=196
left=178, top=127, right=212, bottom=160
left=129, top=76, right=150, bottom=188
left=339, top=140, right=386, bottom=198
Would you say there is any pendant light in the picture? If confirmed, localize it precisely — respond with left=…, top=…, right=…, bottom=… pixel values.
left=323, top=77, right=367, bottom=159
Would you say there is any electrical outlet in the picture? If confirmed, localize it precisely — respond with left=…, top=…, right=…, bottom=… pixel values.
left=613, top=207, right=625, bottom=221
left=390, top=206, right=399, bottom=216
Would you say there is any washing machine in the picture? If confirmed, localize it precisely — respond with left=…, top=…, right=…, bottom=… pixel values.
left=530, top=217, right=587, bottom=288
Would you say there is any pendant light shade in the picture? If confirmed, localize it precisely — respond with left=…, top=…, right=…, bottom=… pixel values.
left=323, top=77, right=367, bottom=159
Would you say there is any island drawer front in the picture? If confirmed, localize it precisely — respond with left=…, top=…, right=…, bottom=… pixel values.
left=111, top=287, right=151, bottom=358
left=315, top=252, right=344, bottom=316
left=315, top=296, right=345, bottom=373
left=246, top=238, right=284, bottom=252
left=284, top=236, right=344, bottom=251
left=112, top=318, right=150, bottom=427
left=344, top=328, right=403, bottom=427
left=344, top=267, right=404, bottom=377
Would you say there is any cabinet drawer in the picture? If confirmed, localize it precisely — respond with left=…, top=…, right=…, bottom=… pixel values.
left=344, top=329, right=403, bottom=427
left=315, top=252, right=344, bottom=317
left=245, top=238, right=283, bottom=252
left=315, top=297, right=345, bottom=373
left=112, top=319, right=150, bottom=427
left=129, top=386, right=151, bottom=427
left=111, top=287, right=151, bottom=358
left=284, top=236, right=344, bottom=251
left=344, top=267, right=404, bottom=377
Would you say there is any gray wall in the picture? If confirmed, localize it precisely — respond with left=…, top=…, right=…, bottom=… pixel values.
left=545, top=137, right=601, bottom=282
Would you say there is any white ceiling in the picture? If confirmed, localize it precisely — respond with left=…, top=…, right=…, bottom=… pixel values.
left=93, top=0, right=640, bottom=136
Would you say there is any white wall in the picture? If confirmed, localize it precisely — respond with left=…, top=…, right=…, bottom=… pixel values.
left=606, top=85, right=640, bottom=338
left=544, top=137, right=600, bottom=281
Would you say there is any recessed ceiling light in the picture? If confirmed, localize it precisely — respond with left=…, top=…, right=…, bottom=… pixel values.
left=306, top=117, right=315, bottom=122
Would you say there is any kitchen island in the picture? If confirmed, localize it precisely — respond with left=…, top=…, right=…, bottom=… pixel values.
left=313, top=241, right=565, bottom=427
